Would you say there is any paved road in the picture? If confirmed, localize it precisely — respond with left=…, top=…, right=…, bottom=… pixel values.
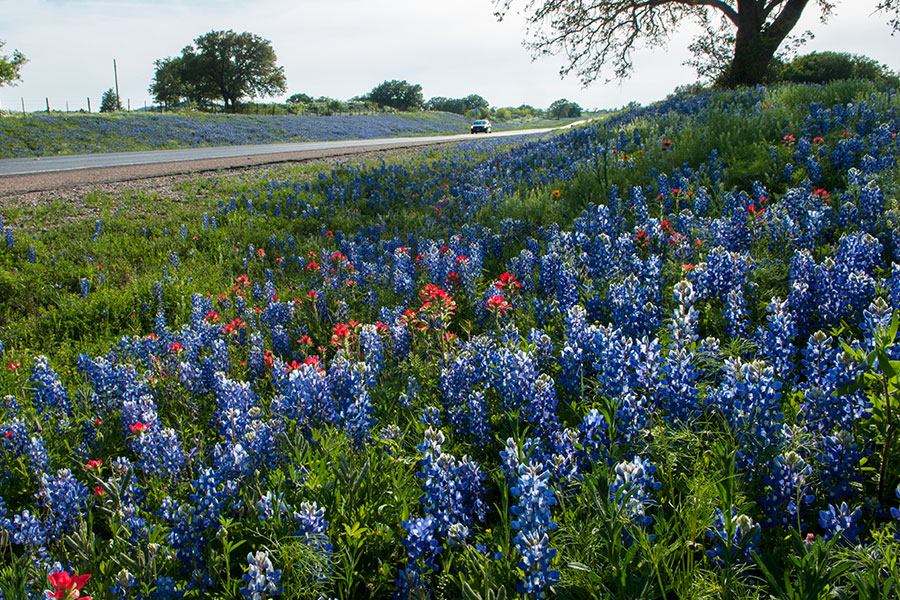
left=0, top=125, right=578, bottom=177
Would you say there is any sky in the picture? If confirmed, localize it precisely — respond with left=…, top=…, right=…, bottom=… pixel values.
left=1, top=0, right=898, bottom=114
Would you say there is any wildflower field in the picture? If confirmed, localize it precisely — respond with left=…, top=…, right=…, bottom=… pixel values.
left=2, top=79, right=900, bottom=599
left=0, top=111, right=546, bottom=159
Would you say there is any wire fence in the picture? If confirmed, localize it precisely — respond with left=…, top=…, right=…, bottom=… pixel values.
left=0, top=94, right=156, bottom=115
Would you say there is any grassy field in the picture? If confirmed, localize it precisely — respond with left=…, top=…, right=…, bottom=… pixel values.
left=1, top=80, right=900, bottom=599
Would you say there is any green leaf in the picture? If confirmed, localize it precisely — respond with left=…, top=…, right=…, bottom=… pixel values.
left=833, top=376, right=863, bottom=396
left=877, top=349, right=897, bottom=379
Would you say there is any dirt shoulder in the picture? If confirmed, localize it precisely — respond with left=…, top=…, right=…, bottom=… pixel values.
left=0, top=139, right=459, bottom=208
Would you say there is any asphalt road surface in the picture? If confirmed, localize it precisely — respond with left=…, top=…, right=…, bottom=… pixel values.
left=0, top=123, right=583, bottom=196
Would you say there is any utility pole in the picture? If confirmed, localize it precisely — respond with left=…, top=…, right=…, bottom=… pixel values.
left=87, top=97, right=91, bottom=113
left=113, top=59, right=121, bottom=110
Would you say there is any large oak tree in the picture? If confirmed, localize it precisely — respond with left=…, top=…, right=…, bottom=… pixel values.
left=150, top=30, right=286, bottom=112
left=494, top=0, right=900, bottom=87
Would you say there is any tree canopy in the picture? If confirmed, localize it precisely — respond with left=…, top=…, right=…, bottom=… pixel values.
left=363, top=80, right=424, bottom=111
left=426, top=94, right=491, bottom=115
left=0, top=40, right=27, bottom=87
left=548, top=98, right=582, bottom=119
left=494, top=0, right=900, bottom=88
left=149, top=30, right=286, bottom=112
left=100, top=88, right=122, bottom=113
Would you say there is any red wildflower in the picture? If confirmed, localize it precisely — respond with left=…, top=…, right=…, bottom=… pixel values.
left=47, top=571, right=92, bottom=600
left=813, top=188, right=832, bottom=202
left=495, top=272, right=522, bottom=292
left=486, top=295, right=511, bottom=315
left=204, top=310, right=220, bottom=323
left=84, top=459, right=102, bottom=470
left=812, top=136, right=825, bottom=145
left=129, top=422, right=148, bottom=434
left=331, top=323, right=356, bottom=347
left=169, top=342, right=184, bottom=354
left=7, top=361, right=19, bottom=371
left=94, top=486, right=105, bottom=497
left=256, top=248, right=266, bottom=258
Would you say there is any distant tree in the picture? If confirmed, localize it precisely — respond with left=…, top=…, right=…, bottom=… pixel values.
left=463, top=94, right=490, bottom=114
left=494, top=107, right=512, bottom=120
left=100, top=88, right=122, bottom=112
left=426, top=96, right=466, bottom=114
left=548, top=98, right=581, bottom=119
left=512, top=104, right=542, bottom=118
left=150, top=30, right=286, bottom=112
left=287, top=93, right=313, bottom=104
left=149, top=57, right=185, bottom=108
left=494, top=0, right=900, bottom=88
left=0, top=40, right=27, bottom=87
left=364, top=80, right=424, bottom=111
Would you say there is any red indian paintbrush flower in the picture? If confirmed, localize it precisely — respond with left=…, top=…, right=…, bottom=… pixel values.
left=47, top=571, right=92, bottom=600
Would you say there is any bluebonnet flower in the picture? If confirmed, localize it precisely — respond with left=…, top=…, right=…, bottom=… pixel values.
left=609, top=275, right=659, bottom=338
left=707, top=359, right=784, bottom=467
left=396, top=515, right=441, bottom=599
left=417, top=428, right=487, bottom=538
left=817, top=430, right=863, bottom=503
left=36, top=469, right=89, bottom=538
left=257, top=491, right=290, bottom=522
left=510, top=461, right=560, bottom=599
left=761, top=451, right=815, bottom=530
left=240, top=551, right=283, bottom=600
left=4, top=226, right=13, bottom=249
left=1, top=419, right=50, bottom=476
left=294, top=501, right=332, bottom=553
left=758, top=297, right=797, bottom=383
left=705, top=507, right=760, bottom=568
left=29, top=355, right=72, bottom=420
left=151, top=576, right=184, bottom=600
left=796, top=331, right=868, bottom=434
left=578, top=408, right=609, bottom=467
left=669, top=280, right=698, bottom=350
left=27, top=245, right=36, bottom=263
left=610, top=456, right=662, bottom=528
left=818, top=502, right=862, bottom=545
left=890, top=485, right=900, bottom=537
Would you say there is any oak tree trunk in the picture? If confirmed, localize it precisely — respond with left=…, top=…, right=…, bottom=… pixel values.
left=721, top=0, right=811, bottom=87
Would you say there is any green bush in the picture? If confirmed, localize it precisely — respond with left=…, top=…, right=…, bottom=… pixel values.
left=772, top=51, right=900, bottom=88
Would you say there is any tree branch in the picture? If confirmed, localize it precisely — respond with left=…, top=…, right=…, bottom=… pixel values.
left=651, top=0, right=740, bottom=24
